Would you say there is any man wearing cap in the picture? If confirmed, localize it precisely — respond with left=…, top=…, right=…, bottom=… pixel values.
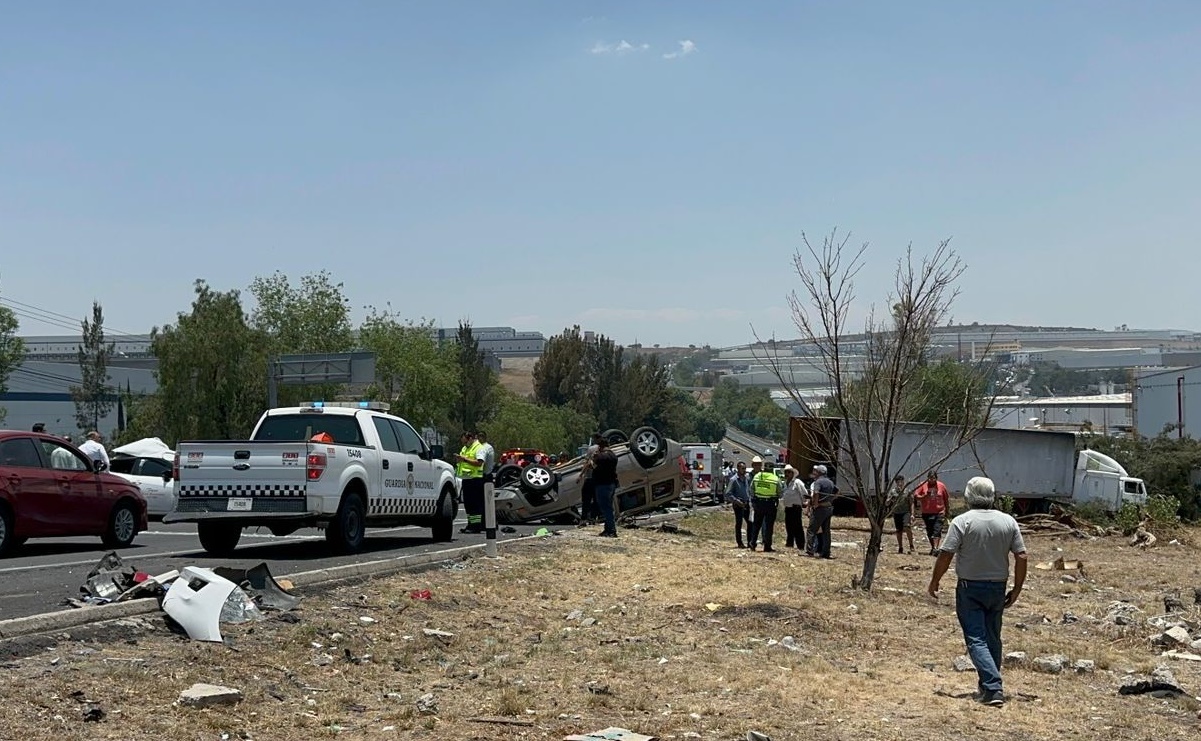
left=748, top=456, right=782, bottom=552
left=806, top=464, right=836, bottom=559
left=455, top=431, right=486, bottom=534
left=780, top=464, right=807, bottom=551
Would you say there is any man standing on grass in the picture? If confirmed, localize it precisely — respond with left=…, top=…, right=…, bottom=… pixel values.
left=928, top=476, right=1027, bottom=707
left=806, top=464, right=836, bottom=559
left=915, top=470, right=950, bottom=555
left=748, top=456, right=781, bottom=552
left=726, top=461, right=753, bottom=548
left=781, top=465, right=807, bottom=551
left=587, top=436, right=620, bottom=537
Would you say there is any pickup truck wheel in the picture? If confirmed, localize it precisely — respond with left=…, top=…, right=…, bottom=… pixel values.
left=197, top=522, right=243, bottom=556
left=494, top=464, right=522, bottom=489
left=602, top=428, right=628, bottom=445
left=519, top=464, right=555, bottom=494
left=326, top=494, right=366, bottom=553
left=431, top=488, right=456, bottom=542
left=630, top=426, right=666, bottom=468
left=101, top=501, right=140, bottom=548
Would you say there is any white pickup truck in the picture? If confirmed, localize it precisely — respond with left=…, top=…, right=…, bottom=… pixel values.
left=162, top=402, right=460, bottom=556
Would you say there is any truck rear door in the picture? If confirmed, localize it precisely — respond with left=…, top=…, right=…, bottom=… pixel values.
left=175, top=442, right=310, bottom=516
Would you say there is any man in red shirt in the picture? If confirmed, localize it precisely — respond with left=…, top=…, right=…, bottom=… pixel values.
left=914, top=471, right=950, bottom=555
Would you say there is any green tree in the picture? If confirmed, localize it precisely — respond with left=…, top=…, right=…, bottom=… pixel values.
left=452, top=321, right=498, bottom=435
left=153, top=281, right=269, bottom=446
left=533, top=326, right=592, bottom=409
left=487, top=388, right=596, bottom=454
left=0, top=301, right=26, bottom=424
left=249, top=270, right=354, bottom=405
left=358, top=307, right=459, bottom=432
left=822, top=358, right=988, bottom=429
left=710, top=379, right=789, bottom=440
left=70, top=301, right=116, bottom=433
left=111, top=391, right=165, bottom=447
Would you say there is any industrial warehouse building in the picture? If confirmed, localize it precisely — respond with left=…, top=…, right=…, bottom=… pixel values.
left=1133, top=365, right=1201, bottom=439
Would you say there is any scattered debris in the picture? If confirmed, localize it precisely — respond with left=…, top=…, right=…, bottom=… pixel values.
left=1153, top=626, right=1193, bottom=648
left=952, top=656, right=974, bottom=672
left=415, top=693, right=438, bottom=715
left=564, top=729, right=656, bottom=741
left=422, top=629, right=455, bottom=640
left=746, top=733, right=772, bottom=741
left=1032, top=655, right=1069, bottom=674
left=212, top=563, right=302, bottom=612
left=162, top=567, right=262, bottom=643
left=1104, top=601, right=1142, bottom=626
left=410, top=590, right=432, bottom=601
left=82, top=707, right=106, bottom=723
left=469, top=717, right=535, bottom=727
left=178, top=683, right=244, bottom=708
left=1072, top=659, right=1096, bottom=674
left=1194, top=586, right=1201, bottom=605
left=1160, top=650, right=1201, bottom=662
left=1035, top=556, right=1085, bottom=573
left=1003, top=652, right=1028, bottom=668
left=1119, top=666, right=1186, bottom=698
left=1130, top=527, right=1157, bottom=549
left=1163, top=592, right=1186, bottom=613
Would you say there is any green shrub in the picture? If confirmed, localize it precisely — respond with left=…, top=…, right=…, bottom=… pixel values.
left=995, top=495, right=1015, bottom=514
left=1145, top=494, right=1181, bottom=527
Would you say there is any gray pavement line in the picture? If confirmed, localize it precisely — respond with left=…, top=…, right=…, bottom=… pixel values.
left=0, top=534, right=548, bottom=641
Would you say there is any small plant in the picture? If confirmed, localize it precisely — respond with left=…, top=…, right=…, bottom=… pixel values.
left=995, top=495, right=1015, bottom=514
left=1113, top=503, right=1142, bottom=535
left=1145, top=494, right=1181, bottom=526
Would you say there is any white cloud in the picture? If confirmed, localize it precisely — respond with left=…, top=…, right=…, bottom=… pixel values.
left=590, top=39, right=650, bottom=55
left=662, top=39, right=697, bottom=60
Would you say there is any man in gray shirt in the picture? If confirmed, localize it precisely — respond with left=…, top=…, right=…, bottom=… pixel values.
left=928, top=476, right=1027, bottom=707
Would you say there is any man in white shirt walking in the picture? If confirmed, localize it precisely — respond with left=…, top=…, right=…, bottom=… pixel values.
left=928, top=476, right=1027, bottom=706
left=78, top=431, right=111, bottom=470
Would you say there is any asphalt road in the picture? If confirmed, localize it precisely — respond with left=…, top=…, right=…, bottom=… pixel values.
left=0, top=517, right=557, bottom=622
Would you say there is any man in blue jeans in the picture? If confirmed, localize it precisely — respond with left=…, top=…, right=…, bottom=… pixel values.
left=586, top=436, right=620, bottom=537
left=928, top=476, right=1027, bottom=706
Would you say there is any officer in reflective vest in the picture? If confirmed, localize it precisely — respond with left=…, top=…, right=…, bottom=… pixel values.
left=748, top=456, right=782, bottom=552
left=455, top=431, right=486, bottom=533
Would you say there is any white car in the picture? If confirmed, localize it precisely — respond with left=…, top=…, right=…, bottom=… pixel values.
left=109, top=437, right=177, bottom=519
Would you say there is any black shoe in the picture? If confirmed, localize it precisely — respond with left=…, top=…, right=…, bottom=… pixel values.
left=898, top=546, right=904, bottom=554
left=763, top=547, right=775, bottom=553
left=981, top=690, right=1006, bottom=706
left=736, top=543, right=746, bottom=549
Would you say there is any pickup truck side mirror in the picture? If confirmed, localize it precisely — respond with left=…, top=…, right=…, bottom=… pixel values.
left=94, top=461, right=109, bottom=473
left=428, top=444, right=445, bottom=460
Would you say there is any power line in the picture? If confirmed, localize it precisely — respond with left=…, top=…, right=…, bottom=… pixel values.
left=0, top=296, right=144, bottom=339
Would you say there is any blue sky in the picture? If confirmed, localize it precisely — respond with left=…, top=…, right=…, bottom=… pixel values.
left=2, top=1, right=1199, bottom=348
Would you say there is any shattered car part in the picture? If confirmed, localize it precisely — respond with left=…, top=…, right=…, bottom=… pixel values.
left=212, top=562, right=302, bottom=611
left=163, top=567, right=259, bottom=642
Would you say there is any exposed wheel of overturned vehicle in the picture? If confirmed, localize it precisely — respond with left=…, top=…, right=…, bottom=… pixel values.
left=197, top=521, right=243, bottom=556
left=493, top=463, right=523, bottom=489
left=601, top=428, right=628, bottom=445
left=630, top=426, right=666, bottom=468
left=519, top=462, right=556, bottom=493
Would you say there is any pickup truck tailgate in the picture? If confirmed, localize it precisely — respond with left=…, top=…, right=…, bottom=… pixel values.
left=174, top=442, right=310, bottom=516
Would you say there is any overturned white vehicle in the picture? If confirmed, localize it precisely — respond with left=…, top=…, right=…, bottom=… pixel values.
left=492, top=427, right=686, bottom=525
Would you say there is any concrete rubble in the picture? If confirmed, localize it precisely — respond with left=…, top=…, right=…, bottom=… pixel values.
left=1003, top=651, right=1028, bottom=668
left=178, top=683, right=244, bottom=708
left=1032, top=654, right=1070, bottom=674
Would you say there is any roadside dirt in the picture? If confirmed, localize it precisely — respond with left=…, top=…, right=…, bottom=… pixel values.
left=499, top=357, right=538, bottom=398
left=1, top=512, right=1199, bottom=740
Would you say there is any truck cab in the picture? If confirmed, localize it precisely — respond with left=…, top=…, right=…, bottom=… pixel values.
left=1072, top=448, right=1148, bottom=512
left=164, top=401, right=460, bottom=555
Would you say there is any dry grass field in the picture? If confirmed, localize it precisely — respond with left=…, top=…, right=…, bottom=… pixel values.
left=0, top=511, right=1199, bottom=740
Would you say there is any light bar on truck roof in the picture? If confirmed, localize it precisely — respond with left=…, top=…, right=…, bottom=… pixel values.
left=300, top=401, right=391, bottom=411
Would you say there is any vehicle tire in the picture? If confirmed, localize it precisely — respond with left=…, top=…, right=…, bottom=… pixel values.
left=197, top=521, right=242, bottom=556
left=630, top=426, right=666, bottom=468
left=101, top=500, right=140, bottom=549
left=519, top=464, right=555, bottom=494
left=0, top=505, right=15, bottom=557
left=602, top=428, right=628, bottom=445
left=326, top=492, right=366, bottom=554
left=431, top=487, right=457, bottom=542
left=493, top=464, right=522, bottom=489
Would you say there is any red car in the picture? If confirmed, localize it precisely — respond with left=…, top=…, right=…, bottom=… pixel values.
left=0, top=431, right=148, bottom=556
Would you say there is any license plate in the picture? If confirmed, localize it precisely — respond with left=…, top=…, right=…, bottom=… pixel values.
left=227, top=498, right=253, bottom=512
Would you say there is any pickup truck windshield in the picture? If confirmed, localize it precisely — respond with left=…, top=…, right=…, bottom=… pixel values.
left=253, top=414, right=366, bottom=446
